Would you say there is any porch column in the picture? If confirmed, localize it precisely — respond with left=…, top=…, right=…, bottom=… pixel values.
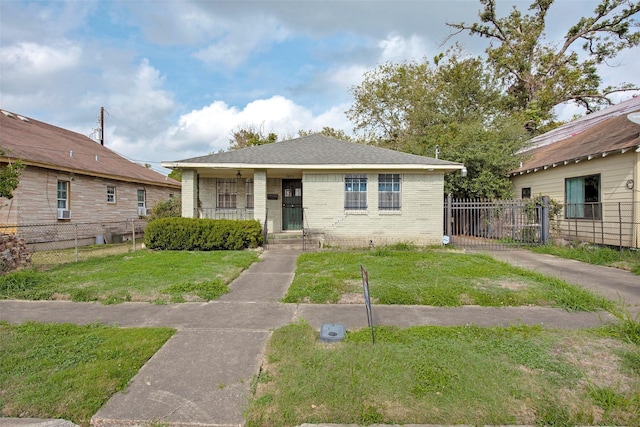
left=253, top=169, right=267, bottom=226
left=181, top=169, right=198, bottom=218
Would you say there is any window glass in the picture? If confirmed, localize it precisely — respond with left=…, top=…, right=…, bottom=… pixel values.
left=57, top=181, right=68, bottom=209
left=137, top=189, right=146, bottom=208
left=521, top=187, right=531, bottom=199
left=107, top=186, right=116, bottom=203
left=565, top=174, right=600, bottom=219
left=345, top=174, right=367, bottom=210
left=378, top=174, right=401, bottom=210
left=217, top=179, right=237, bottom=208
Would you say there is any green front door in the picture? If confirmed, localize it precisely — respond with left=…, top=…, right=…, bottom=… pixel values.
left=282, top=179, right=302, bottom=230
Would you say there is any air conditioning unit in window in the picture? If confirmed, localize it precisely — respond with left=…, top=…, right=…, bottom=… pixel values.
left=57, top=209, right=71, bottom=220
left=137, top=207, right=150, bottom=216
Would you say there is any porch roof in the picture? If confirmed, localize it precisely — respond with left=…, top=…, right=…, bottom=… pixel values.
left=162, top=134, right=464, bottom=172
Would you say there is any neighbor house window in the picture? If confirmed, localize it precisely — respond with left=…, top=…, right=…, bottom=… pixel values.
left=57, top=181, right=69, bottom=209
left=107, top=186, right=116, bottom=203
left=345, top=174, right=367, bottom=210
left=245, top=179, right=254, bottom=209
left=565, top=174, right=601, bottom=219
left=217, top=179, right=237, bottom=209
left=521, top=187, right=531, bottom=199
left=378, top=174, right=401, bottom=210
left=137, top=189, right=146, bottom=209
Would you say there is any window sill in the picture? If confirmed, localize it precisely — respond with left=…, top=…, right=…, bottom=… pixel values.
left=379, top=210, right=402, bottom=215
left=345, top=209, right=368, bottom=215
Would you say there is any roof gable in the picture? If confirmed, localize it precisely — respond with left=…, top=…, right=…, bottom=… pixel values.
left=165, top=134, right=462, bottom=170
left=0, top=109, right=180, bottom=188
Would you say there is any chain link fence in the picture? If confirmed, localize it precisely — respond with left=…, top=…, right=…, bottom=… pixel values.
left=0, top=219, right=147, bottom=270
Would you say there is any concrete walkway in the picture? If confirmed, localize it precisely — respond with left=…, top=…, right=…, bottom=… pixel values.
left=1, top=248, right=639, bottom=427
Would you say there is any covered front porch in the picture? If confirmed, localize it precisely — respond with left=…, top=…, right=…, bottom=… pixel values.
left=181, top=168, right=306, bottom=234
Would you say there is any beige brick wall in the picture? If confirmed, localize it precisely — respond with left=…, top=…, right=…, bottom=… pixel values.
left=0, top=165, right=180, bottom=225
left=303, top=171, right=445, bottom=247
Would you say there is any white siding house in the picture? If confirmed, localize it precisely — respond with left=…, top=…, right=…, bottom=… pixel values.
left=163, top=135, right=464, bottom=247
left=510, top=97, right=640, bottom=248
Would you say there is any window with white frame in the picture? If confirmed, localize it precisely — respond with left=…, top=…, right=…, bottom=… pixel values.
left=245, top=179, right=254, bottom=209
left=378, top=174, right=401, bottom=210
left=217, top=179, right=237, bottom=209
left=565, top=174, right=601, bottom=219
left=137, top=189, right=146, bottom=209
left=57, top=181, right=69, bottom=210
left=107, top=186, right=116, bottom=203
left=345, top=174, right=367, bottom=210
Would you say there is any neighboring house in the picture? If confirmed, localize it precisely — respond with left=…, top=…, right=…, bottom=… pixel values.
left=510, top=97, right=640, bottom=248
left=162, top=134, right=464, bottom=247
left=0, top=109, right=181, bottom=229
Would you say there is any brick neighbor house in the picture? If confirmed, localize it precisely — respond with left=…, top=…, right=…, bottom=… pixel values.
left=162, top=134, right=464, bottom=247
left=0, top=109, right=181, bottom=230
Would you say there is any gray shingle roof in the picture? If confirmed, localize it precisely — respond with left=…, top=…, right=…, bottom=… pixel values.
left=165, top=134, right=462, bottom=169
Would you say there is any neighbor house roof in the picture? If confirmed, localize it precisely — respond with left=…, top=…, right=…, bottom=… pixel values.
left=0, top=109, right=180, bottom=188
left=162, top=134, right=464, bottom=171
left=511, top=102, right=640, bottom=176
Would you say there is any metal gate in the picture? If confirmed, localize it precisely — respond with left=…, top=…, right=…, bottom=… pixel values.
left=444, top=196, right=549, bottom=249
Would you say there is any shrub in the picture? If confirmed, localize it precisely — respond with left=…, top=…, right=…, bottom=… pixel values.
left=144, top=217, right=263, bottom=250
left=148, top=197, right=181, bottom=221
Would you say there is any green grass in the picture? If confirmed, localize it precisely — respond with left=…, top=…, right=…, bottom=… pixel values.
left=531, top=244, right=640, bottom=275
left=0, top=249, right=259, bottom=304
left=283, top=250, right=612, bottom=311
left=0, top=321, right=175, bottom=426
left=246, top=321, right=640, bottom=427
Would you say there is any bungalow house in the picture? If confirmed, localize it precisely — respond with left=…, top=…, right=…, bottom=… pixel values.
left=510, top=97, right=640, bottom=248
left=0, top=109, right=181, bottom=232
left=162, top=134, right=464, bottom=247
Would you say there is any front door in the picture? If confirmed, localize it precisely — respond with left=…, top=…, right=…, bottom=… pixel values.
left=282, top=179, right=302, bottom=230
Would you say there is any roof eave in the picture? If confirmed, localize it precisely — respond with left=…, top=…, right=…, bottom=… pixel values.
left=161, top=162, right=464, bottom=171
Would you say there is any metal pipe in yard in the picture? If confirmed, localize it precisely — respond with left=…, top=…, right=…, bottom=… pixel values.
left=74, top=224, right=78, bottom=263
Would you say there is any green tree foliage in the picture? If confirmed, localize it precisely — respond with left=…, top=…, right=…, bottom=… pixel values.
left=148, top=197, right=181, bottom=221
left=168, top=169, right=182, bottom=181
left=347, top=48, right=528, bottom=198
left=0, top=148, right=24, bottom=201
left=448, top=0, right=640, bottom=131
left=298, top=127, right=353, bottom=141
left=228, top=123, right=278, bottom=150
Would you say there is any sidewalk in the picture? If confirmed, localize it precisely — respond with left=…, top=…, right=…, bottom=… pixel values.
left=1, top=248, right=638, bottom=426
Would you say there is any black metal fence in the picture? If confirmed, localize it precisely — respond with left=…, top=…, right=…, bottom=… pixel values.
left=0, top=219, right=147, bottom=268
left=444, top=197, right=548, bottom=249
left=444, top=197, right=639, bottom=250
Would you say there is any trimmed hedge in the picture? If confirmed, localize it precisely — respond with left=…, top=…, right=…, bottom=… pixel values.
left=144, top=218, right=263, bottom=250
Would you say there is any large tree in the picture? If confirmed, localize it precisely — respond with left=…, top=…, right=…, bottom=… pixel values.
left=448, top=0, right=640, bottom=131
left=347, top=49, right=528, bottom=198
left=228, top=124, right=278, bottom=150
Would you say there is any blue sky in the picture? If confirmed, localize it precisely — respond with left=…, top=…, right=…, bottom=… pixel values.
left=1, top=0, right=638, bottom=174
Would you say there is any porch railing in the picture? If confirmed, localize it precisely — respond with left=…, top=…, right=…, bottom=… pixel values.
left=198, top=208, right=254, bottom=220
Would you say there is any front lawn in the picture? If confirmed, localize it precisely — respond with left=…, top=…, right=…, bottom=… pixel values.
left=283, top=249, right=612, bottom=311
left=0, top=321, right=175, bottom=426
left=0, top=249, right=259, bottom=304
left=246, top=321, right=640, bottom=426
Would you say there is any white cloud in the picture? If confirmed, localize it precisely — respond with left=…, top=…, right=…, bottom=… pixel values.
left=0, top=41, right=82, bottom=79
left=378, top=33, right=429, bottom=63
left=193, top=16, right=289, bottom=68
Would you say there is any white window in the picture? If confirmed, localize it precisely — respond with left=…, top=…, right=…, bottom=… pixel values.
left=245, top=179, right=254, bottom=209
left=57, top=181, right=69, bottom=209
left=565, top=174, right=601, bottom=220
left=217, top=179, right=237, bottom=208
left=345, top=174, right=367, bottom=210
left=137, top=189, right=146, bottom=209
left=107, top=186, right=116, bottom=203
left=378, top=174, right=401, bottom=210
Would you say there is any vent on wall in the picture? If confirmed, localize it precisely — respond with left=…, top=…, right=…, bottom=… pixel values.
left=57, top=209, right=72, bottom=220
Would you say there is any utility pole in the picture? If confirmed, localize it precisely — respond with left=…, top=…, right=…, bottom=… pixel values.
left=99, top=107, right=104, bottom=145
